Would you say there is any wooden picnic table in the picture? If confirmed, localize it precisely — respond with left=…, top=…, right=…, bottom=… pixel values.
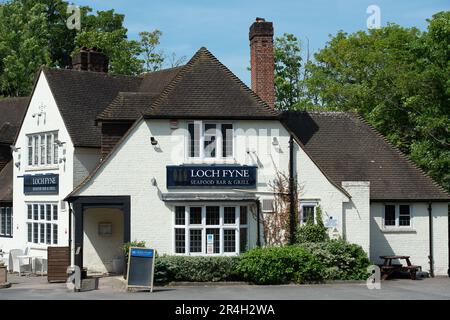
left=379, top=255, right=421, bottom=280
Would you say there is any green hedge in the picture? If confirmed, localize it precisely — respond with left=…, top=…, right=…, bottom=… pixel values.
left=155, top=255, right=240, bottom=283
left=153, top=240, right=370, bottom=284
left=237, top=246, right=325, bottom=284
left=299, top=240, right=371, bottom=280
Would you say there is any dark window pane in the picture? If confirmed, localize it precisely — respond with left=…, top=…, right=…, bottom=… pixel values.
left=40, top=205, right=45, bottom=220
left=385, top=205, right=396, bottom=226
left=206, top=206, right=220, bottom=225
left=223, top=229, right=236, bottom=253
left=224, top=207, right=236, bottom=224
left=0, top=208, right=5, bottom=235
left=302, top=206, right=315, bottom=223
left=188, top=123, right=200, bottom=157
left=46, top=204, right=51, bottom=221
left=175, top=206, right=185, bottom=225
left=46, top=223, right=51, bottom=244
left=28, top=136, right=33, bottom=166
left=27, top=223, right=32, bottom=242
left=189, top=229, right=202, bottom=253
left=33, top=223, right=38, bottom=243
left=53, top=133, right=58, bottom=164
left=6, top=207, right=12, bottom=236
left=33, top=204, right=38, bottom=220
left=206, top=228, right=220, bottom=254
left=39, top=223, right=45, bottom=243
left=399, top=205, right=410, bottom=226
left=240, top=228, right=248, bottom=253
left=221, top=124, right=233, bottom=158
left=204, top=124, right=217, bottom=158
left=53, top=224, right=58, bottom=244
left=189, top=207, right=202, bottom=225
left=53, top=205, right=58, bottom=220
left=27, top=205, right=32, bottom=219
left=240, top=206, right=248, bottom=225
left=175, top=228, right=185, bottom=253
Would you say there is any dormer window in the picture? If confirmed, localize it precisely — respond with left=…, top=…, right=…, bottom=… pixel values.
left=187, top=122, right=233, bottom=159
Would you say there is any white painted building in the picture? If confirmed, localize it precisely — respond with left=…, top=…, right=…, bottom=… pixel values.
left=1, top=19, right=449, bottom=279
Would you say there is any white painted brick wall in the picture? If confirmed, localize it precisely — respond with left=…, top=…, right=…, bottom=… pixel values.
left=371, top=202, right=448, bottom=276
left=342, top=182, right=371, bottom=254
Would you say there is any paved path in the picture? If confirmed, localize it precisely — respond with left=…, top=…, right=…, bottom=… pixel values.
left=1, top=274, right=450, bottom=300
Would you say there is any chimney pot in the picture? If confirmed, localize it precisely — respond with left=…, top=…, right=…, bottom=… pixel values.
left=249, top=18, right=275, bottom=108
left=71, top=47, right=109, bottom=73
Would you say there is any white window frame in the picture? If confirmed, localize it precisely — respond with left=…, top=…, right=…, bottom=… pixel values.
left=0, top=206, right=13, bottom=237
left=26, top=202, right=58, bottom=245
left=299, top=201, right=318, bottom=225
left=26, top=131, right=59, bottom=169
left=383, top=203, right=413, bottom=228
left=173, top=204, right=248, bottom=256
left=185, top=121, right=235, bottom=162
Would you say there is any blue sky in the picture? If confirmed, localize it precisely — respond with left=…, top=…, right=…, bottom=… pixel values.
left=73, top=0, right=448, bottom=84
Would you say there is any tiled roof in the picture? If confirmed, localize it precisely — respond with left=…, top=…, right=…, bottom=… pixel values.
left=0, top=97, right=29, bottom=144
left=43, top=68, right=142, bottom=147
left=0, top=161, right=13, bottom=202
left=282, top=111, right=450, bottom=201
left=143, top=47, right=279, bottom=120
left=97, top=92, right=159, bottom=121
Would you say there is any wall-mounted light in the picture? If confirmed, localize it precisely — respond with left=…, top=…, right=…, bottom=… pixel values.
left=59, top=157, right=66, bottom=164
left=14, top=161, right=21, bottom=168
left=272, top=137, right=279, bottom=146
left=10, top=145, right=20, bottom=152
left=55, top=139, right=66, bottom=147
left=150, top=137, right=158, bottom=146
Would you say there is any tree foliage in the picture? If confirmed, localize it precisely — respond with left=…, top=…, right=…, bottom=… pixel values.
left=275, top=11, right=450, bottom=192
left=0, top=0, right=180, bottom=97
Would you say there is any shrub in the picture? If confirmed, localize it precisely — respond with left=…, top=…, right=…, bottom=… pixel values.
left=237, top=246, right=325, bottom=284
left=121, top=240, right=146, bottom=257
left=299, top=240, right=370, bottom=280
left=155, top=255, right=240, bottom=283
left=295, top=206, right=329, bottom=243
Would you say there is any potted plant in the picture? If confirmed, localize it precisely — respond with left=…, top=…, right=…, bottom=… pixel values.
left=121, top=240, right=146, bottom=279
left=0, top=261, right=7, bottom=285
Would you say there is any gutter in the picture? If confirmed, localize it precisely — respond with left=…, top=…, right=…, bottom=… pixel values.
left=256, top=199, right=261, bottom=247
left=428, top=202, right=434, bottom=277
left=289, top=135, right=296, bottom=244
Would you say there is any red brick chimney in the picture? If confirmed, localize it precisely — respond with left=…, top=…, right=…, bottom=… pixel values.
left=72, top=47, right=109, bottom=73
left=249, top=18, right=275, bottom=108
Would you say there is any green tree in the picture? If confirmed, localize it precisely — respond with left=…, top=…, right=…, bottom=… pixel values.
left=0, top=0, right=171, bottom=96
left=139, top=30, right=165, bottom=72
left=274, top=12, right=450, bottom=192
left=274, top=33, right=303, bottom=110
left=304, top=12, right=450, bottom=192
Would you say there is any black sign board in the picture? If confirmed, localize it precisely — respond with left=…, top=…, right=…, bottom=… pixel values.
left=126, top=247, right=155, bottom=292
left=167, top=165, right=257, bottom=188
left=24, top=174, right=59, bottom=195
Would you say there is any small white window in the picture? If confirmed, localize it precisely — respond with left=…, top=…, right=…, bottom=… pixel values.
left=383, top=204, right=411, bottom=228
left=187, top=121, right=233, bottom=159
left=299, top=202, right=318, bottom=224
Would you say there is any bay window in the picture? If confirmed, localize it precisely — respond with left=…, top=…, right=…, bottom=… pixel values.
left=188, top=122, right=233, bottom=159
left=174, top=205, right=248, bottom=255
left=27, top=131, right=59, bottom=167
left=26, top=203, right=58, bottom=244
